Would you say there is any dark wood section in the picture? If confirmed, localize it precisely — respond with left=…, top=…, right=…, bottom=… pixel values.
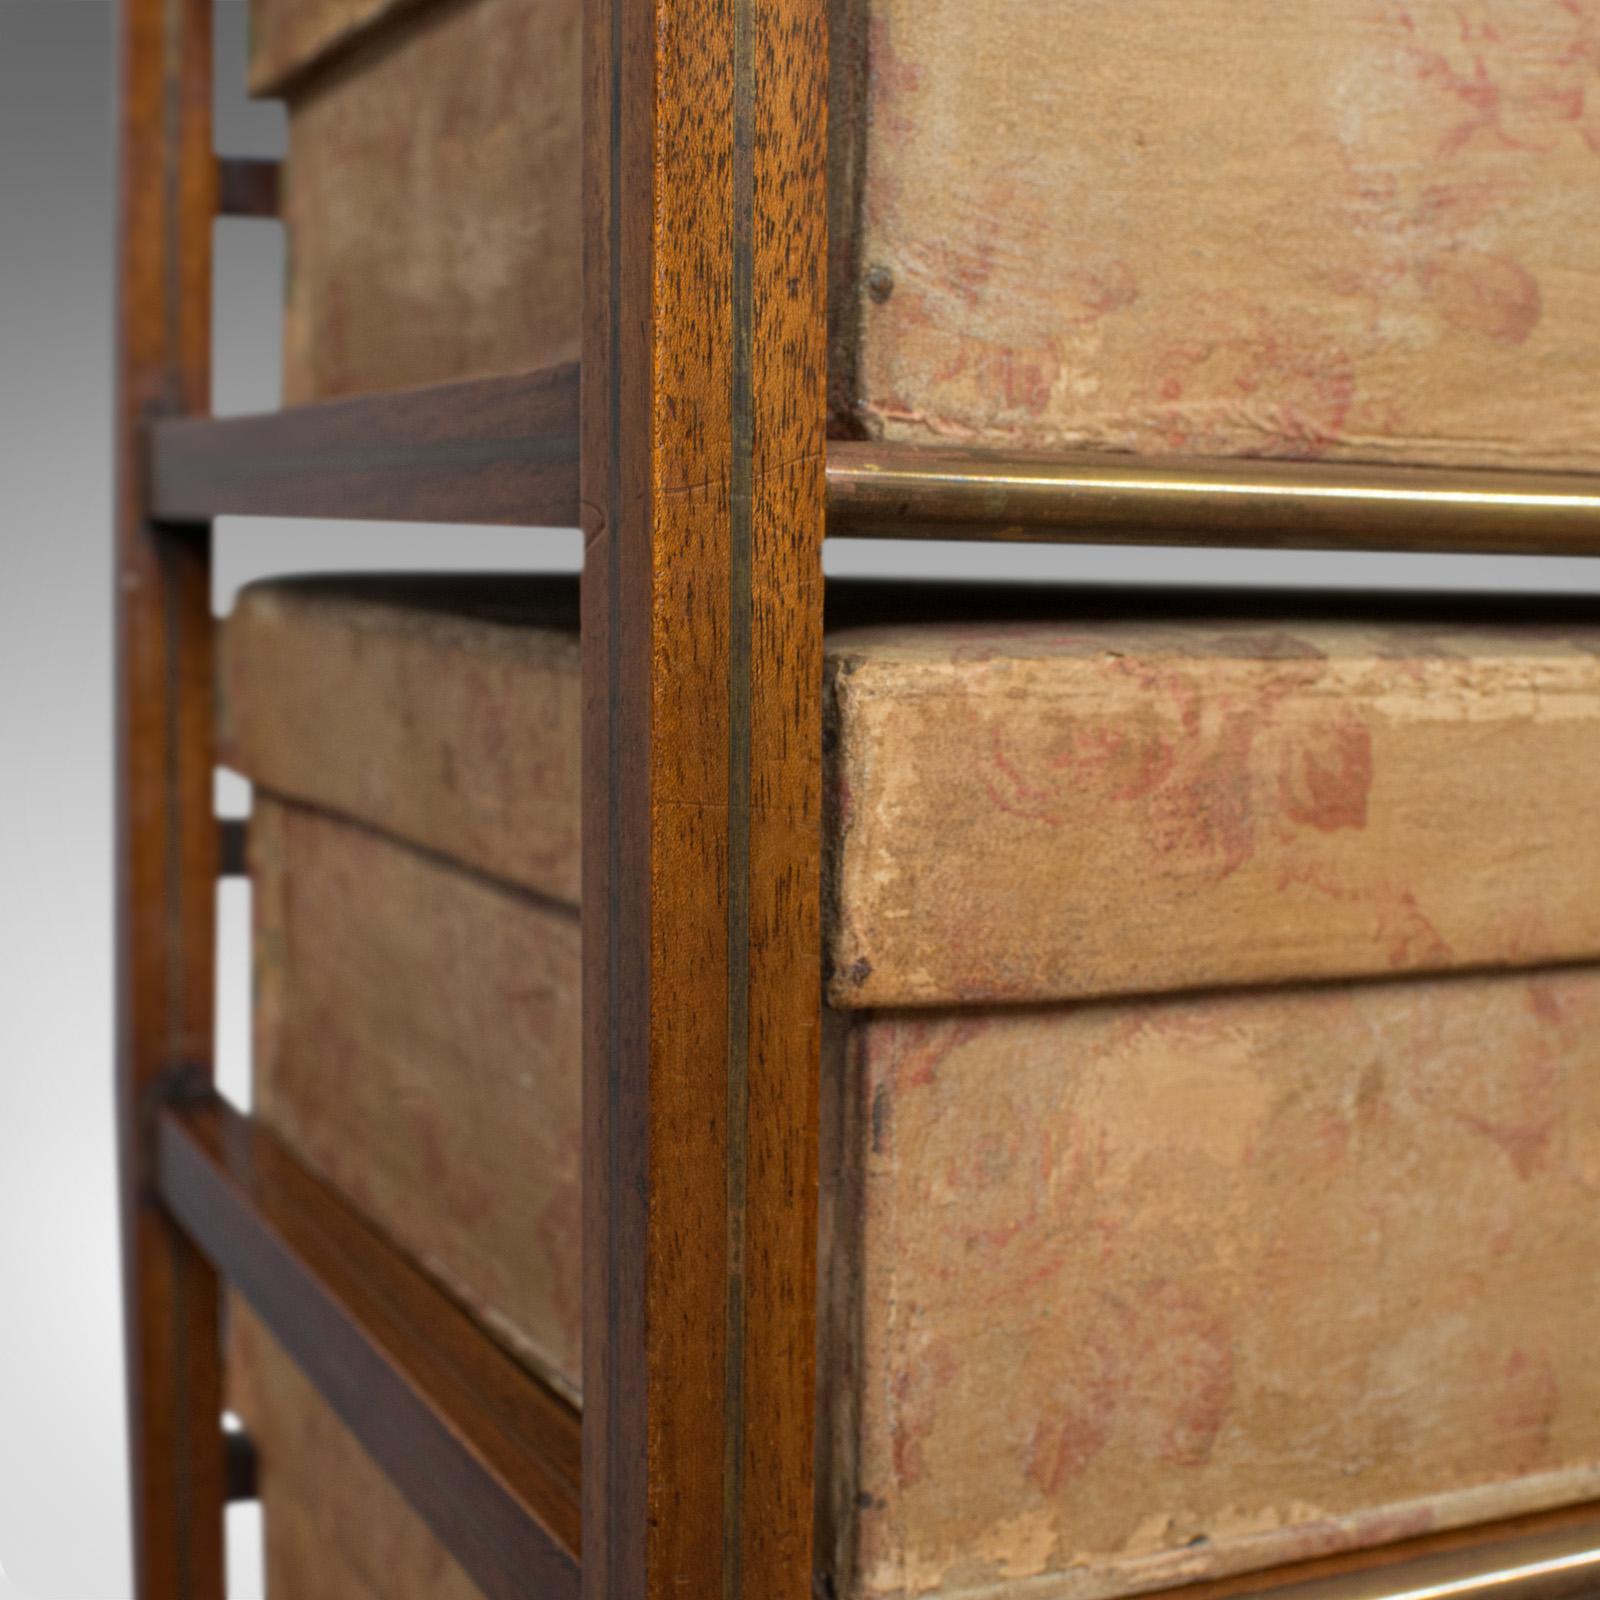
left=146, top=392, right=1600, bottom=547
left=827, top=441, right=1600, bottom=553
left=579, top=0, right=827, bottom=1592
left=215, top=158, right=280, bottom=220
left=148, top=363, right=581, bottom=526
left=216, top=820, right=247, bottom=880
left=156, top=1096, right=583, bottom=1600
left=114, top=0, right=225, bottom=1594
left=1168, top=1501, right=1600, bottom=1600
left=223, top=1430, right=257, bottom=1504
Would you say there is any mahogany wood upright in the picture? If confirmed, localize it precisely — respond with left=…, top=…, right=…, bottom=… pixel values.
left=113, top=0, right=225, bottom=1595
left=579, top=0, right=828, bottom=1594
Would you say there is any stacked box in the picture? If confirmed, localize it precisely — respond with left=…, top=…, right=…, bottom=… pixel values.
left=222, top=576, right=1600, bottom=1600
left=255, top=0, right=581, bottom=403
left=256, top=0, right=1600, bottom=471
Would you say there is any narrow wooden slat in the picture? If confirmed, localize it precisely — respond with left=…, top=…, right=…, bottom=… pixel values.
left=148, top=392, right=1600, bottom=546
left=827, top=441, right=1600, bottom=553
left=114, top=0, right=224, bottom=1592
left=156, top=1095, right=582, bottom=1600
left=580, top=0, right=827, bottom=1589
left=216, top=819, right=247, bottom=880
left=222, top=1430, right=257, bottom=1504
left=215, top=157, right=280, bottom=220
left=148, top=363, right=581, bottom=526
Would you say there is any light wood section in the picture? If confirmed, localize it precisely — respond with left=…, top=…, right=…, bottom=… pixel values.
left=150, top=365, right=580, bottom=527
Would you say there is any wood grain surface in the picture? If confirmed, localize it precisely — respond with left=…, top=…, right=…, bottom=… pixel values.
left=580, top=0, right=828, bottom=1589
left=229, top=1301, right=486, bottom=1600
left=151, top=364, right=580, bottom=527
left=114, top=0, right=224, bottom=1592
left=159, top=1097, right=581, bottom=1600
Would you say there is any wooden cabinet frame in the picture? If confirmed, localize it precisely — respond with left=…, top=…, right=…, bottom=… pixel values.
left=112, top=0, right=1600, bottom=1596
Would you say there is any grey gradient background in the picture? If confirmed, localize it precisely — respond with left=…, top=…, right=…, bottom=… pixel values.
left=5, top=2, right=1600, bottom=1595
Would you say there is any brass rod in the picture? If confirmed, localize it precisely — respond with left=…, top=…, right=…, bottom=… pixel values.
left=826, top=441, right=1600, bottom=554
left=1246, top=1522, right=1600, bottom=1600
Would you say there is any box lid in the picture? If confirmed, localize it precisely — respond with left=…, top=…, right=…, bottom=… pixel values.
left=221, top=575, right=1600, bottom=1007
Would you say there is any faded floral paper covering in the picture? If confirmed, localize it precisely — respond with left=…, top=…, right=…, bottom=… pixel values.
left=225, top=579, right=1600, bottom=1598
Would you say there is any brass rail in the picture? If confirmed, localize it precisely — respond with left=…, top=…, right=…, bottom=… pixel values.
left=1248, top=1521, right=1600, bottom=1600
left=827, top=441, right=1600, bottom=553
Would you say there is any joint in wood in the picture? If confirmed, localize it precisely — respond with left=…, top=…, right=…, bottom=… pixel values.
left=134, top=1069, right=213, bottom=1201
left=142, top=1065, right=213, bottom=1135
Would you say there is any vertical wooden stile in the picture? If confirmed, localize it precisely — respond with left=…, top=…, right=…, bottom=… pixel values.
left=580, top=0, right=829, bottom=1590
left=113, top=0, right=223, bottom=1593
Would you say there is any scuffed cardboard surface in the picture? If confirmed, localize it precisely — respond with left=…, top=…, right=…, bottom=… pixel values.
left=251, top=797, right=583, bottom=1400
left=228, top=1301, right=488, bottom=1598
left=221, top=579, right=583, bottom=907
left=839, top=0, right=1600, bottom=464
left=224, top=581, right=1600, bottom=1009
left=826, top=613, right=1600, bottom=1006
left=247, top=0, right=421, bottom=93
left=278, top=0, right=581, bottom=400
left=227, top=580, right=1600, bottom=1598
left=824, top=973, right=1600, bottom=1600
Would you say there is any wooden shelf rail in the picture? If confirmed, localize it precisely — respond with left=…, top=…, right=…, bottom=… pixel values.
left=149, top=363, right=581, bottom=527
left=223, top=1428, right=257, bottom=1503
left=155, top=1094, right=582, bottom=1600
left=215, top=158, right=280, bottom=220
left=148, top=372, right=1600, bottom=552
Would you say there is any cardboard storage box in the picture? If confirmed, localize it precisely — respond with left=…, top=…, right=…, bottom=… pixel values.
left=222, top=576, right=1600, bottom=1600
left=256, top=0, right=1600, bottom=469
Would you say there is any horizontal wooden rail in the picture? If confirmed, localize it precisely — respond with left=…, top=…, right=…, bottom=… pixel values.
left=223, top=1428, right=257, bottom=1503
left=148, top=363, right=580, bottom=526
left=156, top=1094, right=581, bottom=1600
left=826, top=442, right=1600, bottom=554
left=150, top=372, right=1600, bottom=550
left=217, top=819, right=247, bottom=879
left=215, top=158, right=280, bottom=220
